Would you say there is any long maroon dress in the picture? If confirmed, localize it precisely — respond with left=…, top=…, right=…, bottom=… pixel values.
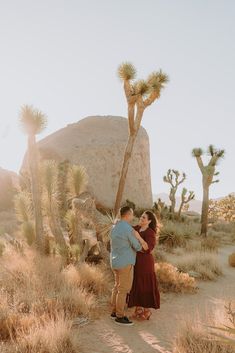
left=128, top=225, right=160, bottom=309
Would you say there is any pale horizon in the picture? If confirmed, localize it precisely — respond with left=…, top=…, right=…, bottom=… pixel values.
left=0, top=0, right=234, bottom=200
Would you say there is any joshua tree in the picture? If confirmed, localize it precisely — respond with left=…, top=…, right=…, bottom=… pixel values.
left=19, top=105, right=47, bottom=250
left=114, top=62, right=169, bottom=215
left=41, top=160, right=67, bottom=247
left=192, top=145, right=225, bottom=236
left=177, top=188, right=195, bottom=219
left=163, top=169, right=186, bottom=217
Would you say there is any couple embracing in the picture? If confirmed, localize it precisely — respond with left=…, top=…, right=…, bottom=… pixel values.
left=110, top=206, right=160, bottom=326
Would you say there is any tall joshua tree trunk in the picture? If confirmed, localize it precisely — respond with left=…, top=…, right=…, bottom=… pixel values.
left=114, top=63, right=169, bottom=215
left=28, top=134, right=44, bottom=249
left=192, top=145, right=225, bottom=237
left=19, top=105, right=47, bottom=252
left=115, top=133, right=136, bottom=214
left=201, top=180, right=209, bottom=236
left=169, top=191, right=176, bottom=215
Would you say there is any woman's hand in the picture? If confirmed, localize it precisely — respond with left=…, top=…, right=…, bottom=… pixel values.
left=133, top=230, right=148, bottom=251
left=140, top=239, right=148, bottom=251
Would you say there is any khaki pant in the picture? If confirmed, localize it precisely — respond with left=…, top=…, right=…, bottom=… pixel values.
left=111, top=264, right=133, bottom=318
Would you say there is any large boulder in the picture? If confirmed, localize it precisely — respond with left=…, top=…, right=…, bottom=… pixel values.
left=22, top=116, right=153, bottom=209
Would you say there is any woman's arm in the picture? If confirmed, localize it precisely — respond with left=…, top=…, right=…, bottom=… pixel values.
left=133, top=230, right=149, bottom=251
left=142, top=229, right=156, bottom=253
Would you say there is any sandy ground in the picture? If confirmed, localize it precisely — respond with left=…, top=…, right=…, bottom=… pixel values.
left=79, top=245, right=235, bottom=353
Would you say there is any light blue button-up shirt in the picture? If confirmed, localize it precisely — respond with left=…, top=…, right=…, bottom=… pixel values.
left=110, top=220, right=142, bottom=269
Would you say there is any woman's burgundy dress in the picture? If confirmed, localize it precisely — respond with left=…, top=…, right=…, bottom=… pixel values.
left=128, top=226, right=160, bottom=309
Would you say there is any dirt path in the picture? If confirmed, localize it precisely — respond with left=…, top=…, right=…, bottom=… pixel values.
left=79, top=245, right=235, bottom=353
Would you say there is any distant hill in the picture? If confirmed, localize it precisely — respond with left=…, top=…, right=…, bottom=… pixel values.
left=153, top=193, right=202, bottom=213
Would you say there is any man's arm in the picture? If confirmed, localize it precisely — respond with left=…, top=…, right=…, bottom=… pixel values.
left=127, top=229, right=142, bottom=252
left=133, top=230, right=149, bottom=251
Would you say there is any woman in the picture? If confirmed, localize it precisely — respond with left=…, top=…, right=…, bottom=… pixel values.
left=128, top=210, right=160, bottom=320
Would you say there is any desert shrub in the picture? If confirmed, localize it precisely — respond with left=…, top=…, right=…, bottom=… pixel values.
left=159, top=220, right=199, bottom=248
left=57, top=287, right=95, bottom=317
left=210, top=222, right=235, bottom=243
left=174, top=252, right=223, bottom=280
left=228, top=253, right=235, bottom=267
left=0, top=248, right=108, bottom=348
left=212, top=222, right=235, bottom=234
left=155, top=262, right=196, bottom=293
left=77, top=263, right=109, bottom=295
left=173, top=323, right=235, bottom=353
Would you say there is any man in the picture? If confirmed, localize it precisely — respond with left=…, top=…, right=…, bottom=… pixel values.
left=110, top=206, right=148, bottom=326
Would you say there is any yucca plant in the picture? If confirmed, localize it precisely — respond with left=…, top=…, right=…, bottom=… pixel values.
left=14, top=191, right=35, bottom=245
left=114, top=62, right=169, bottom=215
left=192, top=145, right=225, bottom=236
left=41, top=160, right=67, bottom=247
left=68, top=165, right=88, bottom=197
left=19, top=105, right=47, bottom=250
left=65, top=209, right=78, bottom=245
left=57, top=160, right=70, bottom=218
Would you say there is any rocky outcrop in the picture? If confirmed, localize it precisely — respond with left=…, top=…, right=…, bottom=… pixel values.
left=22, top=116, right=153, bottom=209
left=0, top=167, right=18, bottom=211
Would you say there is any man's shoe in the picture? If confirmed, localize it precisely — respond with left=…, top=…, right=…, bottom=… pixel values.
left=115, top=317, right=134, bottom=326
left=110, top=312, right=116, bottom=319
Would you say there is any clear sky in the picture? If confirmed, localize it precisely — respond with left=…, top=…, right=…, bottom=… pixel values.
left=0, top=0, right=234, bottom=200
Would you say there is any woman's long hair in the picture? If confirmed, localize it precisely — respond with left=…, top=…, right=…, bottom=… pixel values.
left=144, top=210, right=158, bottom=233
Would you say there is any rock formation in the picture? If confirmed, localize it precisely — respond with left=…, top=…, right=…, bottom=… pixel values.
left=0, top=167, right=18, bottom=211
left=22, top=116, right=153, bottom=209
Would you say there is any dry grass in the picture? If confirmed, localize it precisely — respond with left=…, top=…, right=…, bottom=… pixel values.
left=173, top=302, right=235, bottom=353
left=200, top=236, right=220, bottom=252
left=173, top=251, right=223, bottom=280
left=210, top=222, right=235, bottom=244
left=153, top=246, right=167, bottom=263
left=1, top=316, right=80, bottom=353
left=11, top=316, right=79, bottom=353
left=0, top=247, right=109, bottom=351
left=228, top=253, right=235, bottom=267
left=155, top=262, right=196, bottom=293
left=173, top=323, right=235, bottom=353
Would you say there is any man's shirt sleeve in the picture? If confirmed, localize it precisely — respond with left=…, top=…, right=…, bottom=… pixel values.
left=127, top=228, right=142, bottom=252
